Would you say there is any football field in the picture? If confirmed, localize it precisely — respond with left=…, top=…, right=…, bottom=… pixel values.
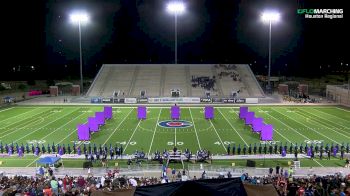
left=0, top=105, right=350, bottom=156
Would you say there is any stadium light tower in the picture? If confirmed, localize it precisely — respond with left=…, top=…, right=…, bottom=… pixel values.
left=261, top=11, right=280, bottom=92
left=167, top=1, right=185, bottom=64
left=70, top=12, right=89, bottom=94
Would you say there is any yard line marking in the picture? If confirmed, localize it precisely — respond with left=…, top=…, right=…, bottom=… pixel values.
left=40, top=110, right=85, bottom=140
left=13, top=108, right=80, bottom=142
left=147, top=109, right=162, bottom=156
left=217, top=108, right=248, bottom=146
left=0, top=107, right=43, bottom=128
left=123, top=120, right=142, bottom=153
left=335, top=107, right=350, bottom=112
left=313, top=159, right=324, bottom=167
left=26, top=157, right=41, bottom=167
left=272, top=108, right=341, bottom=145
left=0, top=107, right=14, bottom=113
left=0, top=109, right=60, bottom=138
left=311, top=108, right=350, bottom=129
left=298, top=109, right=350, bottom=139
left=259, top=108, right=308, bottom=141
left=102, top=108, right=134, bottom=146
left=189, top=108, right=202, bottom=150
left=175, top=128, right=177, bottom=145
left=208, top=120, right=226, bottom=151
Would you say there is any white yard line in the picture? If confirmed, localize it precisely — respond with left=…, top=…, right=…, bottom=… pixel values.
left=123, top=120, right=142, bottom=153
left=174, top=128, right=177, bottom=145
left=0, top=107, right=14, bottom=113
left=189, top=108, right=202, bottom=150
left=260, top=108, right=308, bottom=142
left=0, top=110, right=61, bottom=138
left=102, top=109, right=134, bottom=146
left=257, top=110, right=293, bottom=143
left=147, top=109, right=162, bottom=156
left=40, top=112, right=86, bottom=140
left=217, top=108, right=248, bottom=146
left=26, top=157, right=41, bottom=167
left=311, top=108, right=350, bottom=129
left=0, top=108, right=40, bottom=124
left=208, top=120, right=227, bottom=151
left=14, top=109, right=80, bottom=143
left=313, top=159, right=324, bottom=167
left=298, top=109, right=350, bottom=140
left=0, top=108, right=48, bottom=130
left=272, top=108, right=341, bottom=145
left=336, top=107, right=350, bottom=112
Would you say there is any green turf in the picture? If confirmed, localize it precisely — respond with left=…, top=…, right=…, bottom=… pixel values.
left=0, top=105, right=350, bottom=161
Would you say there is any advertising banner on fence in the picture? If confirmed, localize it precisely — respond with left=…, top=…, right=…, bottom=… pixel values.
left=124, top=98, right=137, bottom=104
left=91, top=97, right=101, bottom=103
left=137, top=98, right=148, bottom=103
left=212, top=98, right=222, bottom=103
left=113, top=98, right=125, bottom=103
left=235, top=98, right=246, bottom=103
left=102, top=98, right=113, bottom=103
left=245, top=98, right=258, bottom=104
left=200, top=98, right=212, bottom=103
left=148, top=97, right=200, bottom=103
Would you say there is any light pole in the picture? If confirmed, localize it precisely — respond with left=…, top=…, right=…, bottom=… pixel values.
left=70, top=12, right=89, bottom=94
left=261, top=11, right=280, bottom=92
left=167, top=1, right=185, bottom=64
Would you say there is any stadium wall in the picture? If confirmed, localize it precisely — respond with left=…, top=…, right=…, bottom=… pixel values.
left=326, top=85, right=350, bottom=106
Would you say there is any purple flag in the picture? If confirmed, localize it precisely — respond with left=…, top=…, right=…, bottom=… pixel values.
left=138, top=106, right=147, bottom=120
left=77, top=124, right=90, bottom=141
left=88, top=117, right=99, bottom=132
left=239, top=107, right=248, bottom=119
left=204, top=106, right=214, bottom=119
left=171, top=106, right=180, bottom=120
left=261, top=124, right=273, bottom=141
left=104, top=106, right=113, bottom=119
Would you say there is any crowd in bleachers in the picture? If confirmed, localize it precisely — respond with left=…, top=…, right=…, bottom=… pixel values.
left=191, top=75, right=216, bottom=91
left=2, top=167, right=350, bottom=195
left=215, top=64, right=241, bottom=81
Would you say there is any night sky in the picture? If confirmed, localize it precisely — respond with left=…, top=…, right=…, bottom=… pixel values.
left=2, top=0, right=348, bottom=80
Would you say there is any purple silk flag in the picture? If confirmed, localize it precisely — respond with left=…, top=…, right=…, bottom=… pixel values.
left=239, top=107, right=248, bottom=119
left=245, top=112, right=255, bottom=125
left=104, top=106, right=113, bottom=119
left=261, top=124, right=273, bottom=141
left=138, top=106, right=147, bottom=120
left=77, top=124, right=90, bottom=141
left=252, top=118, right=264, bottom=132
left=171, top=106, right=180, bottom=120
left=204, top=106, right=214, bottom=119
left=88, top=117, right=99, bottom=132
left=95, top=112, right=105, bottom=125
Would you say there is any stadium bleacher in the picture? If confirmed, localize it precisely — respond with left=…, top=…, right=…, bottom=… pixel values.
left=86, top=64, right=264, bottom=98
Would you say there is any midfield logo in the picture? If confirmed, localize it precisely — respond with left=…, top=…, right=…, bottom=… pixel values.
left=158, top=120, right=193, bottom=128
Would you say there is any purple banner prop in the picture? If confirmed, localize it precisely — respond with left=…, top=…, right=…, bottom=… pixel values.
left=252, top=118, right=264, bottom=132
left=104, top=106, right=113, bottom=119
left=95, top=112, right=105, bottom=125
left=88, top=117, right=99, bottom=132
left=204, top=106, right=214, bottom=119
left=239, top=107, right=248, bottom=119
left=245, top=112, right=255, bottom=125
left=261, top=124, right=273, bottom=141
left=171, top=106, right=180, bottom=120
left=138, top=106, right=147, bottom=120
left=77, top=124, right=90, bottom=141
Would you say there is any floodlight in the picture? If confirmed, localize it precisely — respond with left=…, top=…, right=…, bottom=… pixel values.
left=167, top=2, right=185, bottom=14
left=261, top=11, right=280, bottom=23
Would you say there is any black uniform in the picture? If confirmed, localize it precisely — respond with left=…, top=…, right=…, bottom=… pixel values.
left=243, top=146, right=246, bottom=155
left=253, top=145, right=257, bottom=154
left=248, top=145, right=252, bottom=154
left=269, top=145, right=273, bottom=154
left=227, top=144, right=231, bottom=155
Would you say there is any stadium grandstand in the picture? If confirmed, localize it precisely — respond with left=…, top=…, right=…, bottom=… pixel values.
left=1, top=0, right=349, bottom=195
